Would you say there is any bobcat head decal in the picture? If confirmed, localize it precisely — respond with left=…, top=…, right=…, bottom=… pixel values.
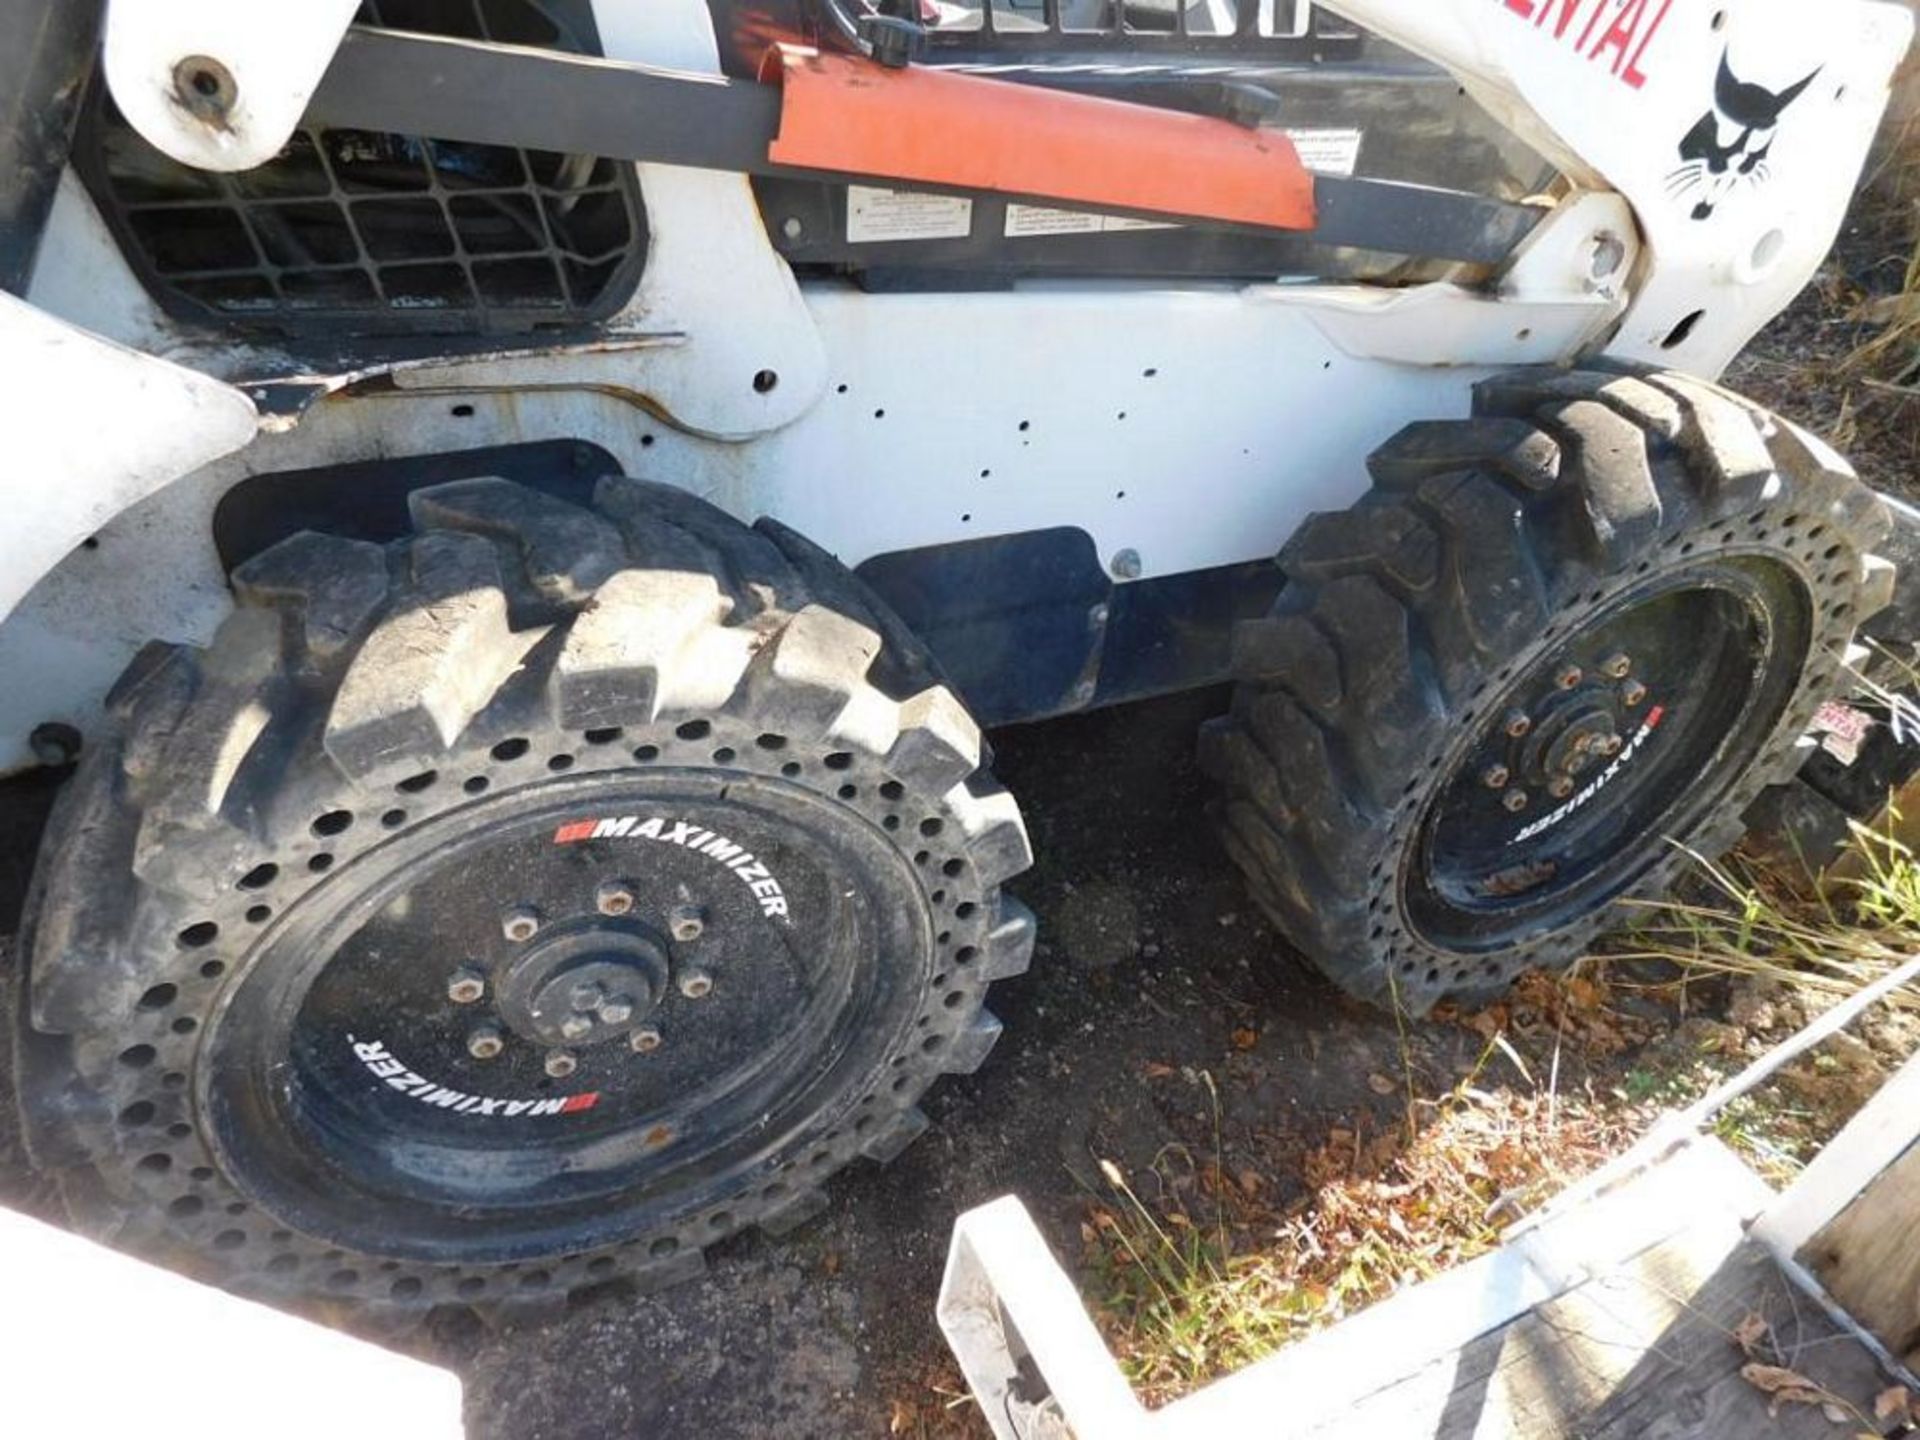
left=1668, top=51, right=1819, bottom=221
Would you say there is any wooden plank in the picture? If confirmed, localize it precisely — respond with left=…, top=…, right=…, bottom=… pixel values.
left=1803, top=1138, right=1920, bottom=1371
left=1296, top=1231, right=1891, bottom=1438
left=1757, top=1048, right=1920, bottom=1258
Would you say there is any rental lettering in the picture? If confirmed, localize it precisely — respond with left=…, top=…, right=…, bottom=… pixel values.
left=1499, top=0, right=1676, bottom=90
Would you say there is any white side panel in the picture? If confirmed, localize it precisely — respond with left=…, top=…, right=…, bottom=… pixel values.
left=0, top=279, right=1516, bottom=773
left=103, top=0, right=360, bottom=172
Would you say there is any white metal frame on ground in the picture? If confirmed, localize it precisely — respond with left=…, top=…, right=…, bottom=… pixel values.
left=0, top=0, right=1911, bottom=774
left=0, top=1201, right=462, bottom=1438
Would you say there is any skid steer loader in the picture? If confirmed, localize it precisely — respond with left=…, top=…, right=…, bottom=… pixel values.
left=0, top=0, right=1913, bottom=1320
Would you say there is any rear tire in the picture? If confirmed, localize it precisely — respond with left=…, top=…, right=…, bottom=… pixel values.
left=1202, top=368, right=1892, bottom=1013
left=13, top=474, right=1034, bottom=1317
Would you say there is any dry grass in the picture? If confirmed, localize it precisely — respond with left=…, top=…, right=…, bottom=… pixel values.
left=1849, top=112, right=1920, bottom=387
left=1079, top=1012, right=1661, bottom=1408
left=1614, top=823, right=1920, bottom=1014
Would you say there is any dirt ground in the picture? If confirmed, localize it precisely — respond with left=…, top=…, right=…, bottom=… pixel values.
left=3, top=158, right=1918, bottom=1440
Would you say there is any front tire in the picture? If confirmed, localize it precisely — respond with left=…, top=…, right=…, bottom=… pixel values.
left=1202, top=368, right=1892, bottom=1013
left=14, top=474, right=1033, bottom=1315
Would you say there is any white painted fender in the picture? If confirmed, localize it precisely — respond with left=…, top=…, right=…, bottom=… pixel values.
left=1322, top=0, right=1915, bottom=377
left=103, top=0, right=361, bottom=172
left=0, top=293, right=258, bottom=625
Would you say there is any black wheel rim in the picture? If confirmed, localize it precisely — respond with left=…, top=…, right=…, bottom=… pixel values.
left=1405, top=555, right=1813, bottom=952
left=205, top=770, right=927, bottom=1263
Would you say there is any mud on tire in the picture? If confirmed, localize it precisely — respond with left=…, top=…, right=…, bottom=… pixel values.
left=1202, top=368, right=1893, bottom=1014
left=13, top=473, right=1033, bottom=1318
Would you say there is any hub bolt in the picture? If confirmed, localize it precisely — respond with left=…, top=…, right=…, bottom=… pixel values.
left=558, top=1013, right=594, bottom=1042
left=678, top=967, right=714, bottom=1000
left=630, top=1025, right=663, bottom=1054
left=1481, top=764, right=1511, bottom=790
left=1555, top=664, right=1584, bottom=691
left=501, top=906, right=542, bottom=943
left=1502, top=789, right=1529, bottom=814
left=544, top=1050, right=579, bottom=1079
left=596, top=881, right=637, bottom=917
left=598, top=995, right=636, bottom=1025
left=466, top=1026, right=505, bottom=1061
left=1621, top=679, right=1648, bottom=708
left=1503, top=711, right=1533, bottom=740
left=669, top=906, right=706, bottom=943
left=447, top=966, right=487, bottom=1005
left=569, top=980, right=606, bottom=1012
left=1548, top=774, right=1576, bottom=799
left=1601, top=653, right=1633, bottom=680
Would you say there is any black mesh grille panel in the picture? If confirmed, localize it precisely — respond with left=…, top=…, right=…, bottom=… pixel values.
left=78, top=0, right=647, bottom=338
left=831, top=0, right=1365, bottom=57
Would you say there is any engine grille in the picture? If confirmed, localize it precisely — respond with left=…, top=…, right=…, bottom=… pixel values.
left=78, top=0, right=647, bottom=338
left=830, top=0, right=1365, bottom=57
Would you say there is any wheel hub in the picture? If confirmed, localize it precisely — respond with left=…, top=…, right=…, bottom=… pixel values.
left=1523, top=698, right=1624, bottom=790
left=496, top=918, right=671, bottom=1049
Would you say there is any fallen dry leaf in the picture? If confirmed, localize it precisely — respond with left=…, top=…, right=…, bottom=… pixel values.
left=1142, top=1061, right=1176, bottom=1080
left=1367, top=1073, right=1396, bottom=1096
left=1732, top=1311, right=1772, bottom=1356
left=1566, top=976, right=1603, bottom=1009
left=1875, top=1386, right=1915, bottom=1422
left=889, top=1398, right=913, bottom=1435
left=1741, top=1363, right=1814, bottom=1394
left=1231, top=1027, right=1258, bottom=1051
left=1740, top=1363, right=1834, bottom=1419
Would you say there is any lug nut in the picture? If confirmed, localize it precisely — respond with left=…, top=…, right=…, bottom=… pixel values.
left=569, top=980, right=606, bottom=1012
left=447, top=966, right=487, bottom=1005
left=598, top=995, right=635, bottom=1025
left=1502, top=789, right=1529, bottom=814
left=596, top=881, right=636, bottom=917
left=1599, top=734, right=1624, bottom=756
left=1481, top=764, right=1512, bottom=790
left=1621, top=679, right=1648, bottom=708
left=558, top=1013, right=594, bottom=1042
left=1601, top=653, right=1633, bottom=680
left=502, top=905, right=542, bottom=943
left=1548, top=774, right=1576, bottom=799
left=1503, top=711, right=1533, bottom=739
left=544, top=1050, right=579, bottom=1079
left=1555, top=664, right=1583, bottom=691
left=677, top=967, right=714, bottom=1000
left=467, top=1026, right=504, bottom=1061
left=630, top=1025, right=663, bottom=1054
left=669, top=906, right=706, bottom=943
